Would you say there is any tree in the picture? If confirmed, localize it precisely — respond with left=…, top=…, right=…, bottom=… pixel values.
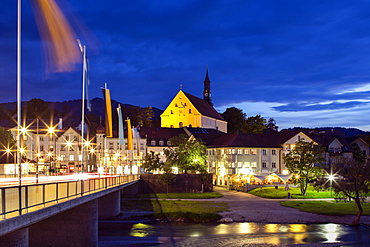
left=221, top=107, right=247, bottom=134
left=164, top=134, right=208, bottom=174
left=322, top=158, right=370, bottom=225
left=266, top=118, right=279, bottom=132
left=142, top=151, right=162, bottom=172
left=24, top=98, right=51, bottom=119
left=283, top=139, right=326, bottom=195
left=244, top=114, right=267, bottom=134
left=138, top=106, right=154, bottom=127
left=350, top=143, right=366, bottom=163
left=0, top=127, right=16, bottom=149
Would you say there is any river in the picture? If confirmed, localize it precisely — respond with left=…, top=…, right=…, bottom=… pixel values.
left=98, top=221, right=370, bottom=246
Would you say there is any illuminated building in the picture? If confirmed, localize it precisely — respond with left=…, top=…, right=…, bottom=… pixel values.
left=160, top=69, right=227, bottom=133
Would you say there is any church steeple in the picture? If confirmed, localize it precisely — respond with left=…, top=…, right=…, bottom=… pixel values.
left=203, top=67, right=213, bottom=106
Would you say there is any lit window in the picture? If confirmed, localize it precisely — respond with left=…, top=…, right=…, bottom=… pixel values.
left=251, top=162, right=257, bottom=168
left=237, top=162, right=242, bottom=168
left=167, top=140, right=171, bottom=146
left=159, top=140, right=164, bottom=146
left=69, top=155, right=74, bottom=161
left=262, top=149, right=267, bottom=155
left=151, top=140, right=156, bottom=146
left=244, top=149, right=250, bottom=155
left=251, top=149, right=256, bottom=155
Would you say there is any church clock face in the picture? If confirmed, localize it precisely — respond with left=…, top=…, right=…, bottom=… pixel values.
left=204, top=92, right=208, bottom=97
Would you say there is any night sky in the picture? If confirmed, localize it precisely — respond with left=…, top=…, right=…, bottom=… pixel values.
left=1, top=0, right=370, bottom=131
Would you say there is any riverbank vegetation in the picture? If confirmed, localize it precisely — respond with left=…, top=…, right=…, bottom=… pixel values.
left=120, top=192, right=227, bottom=222
left=281, top=201, right=370, bottom=216
left=135, top=192, right=223, bottom=199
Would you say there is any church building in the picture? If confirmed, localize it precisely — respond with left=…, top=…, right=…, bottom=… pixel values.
left=160, top=69, right=227, bottom=133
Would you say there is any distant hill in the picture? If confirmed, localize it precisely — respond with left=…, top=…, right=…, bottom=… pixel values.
left=282, top=127, right=369, bottom=137
left=0, top=98, right=163, bottom=121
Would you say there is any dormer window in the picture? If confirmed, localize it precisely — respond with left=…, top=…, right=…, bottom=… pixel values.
left=151, top=139, right=156, bottom=146
left=159, top=140, right=164, bottom=146
left=167, top=140, right=171, bottom=146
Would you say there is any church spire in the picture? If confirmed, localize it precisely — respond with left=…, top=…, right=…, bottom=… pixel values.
left=203, top=67, right=213, bottom=106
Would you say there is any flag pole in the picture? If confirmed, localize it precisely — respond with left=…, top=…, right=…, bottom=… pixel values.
left=17, top=0, right=22, bottom=186
left=78, top=40, right=86, bottom=174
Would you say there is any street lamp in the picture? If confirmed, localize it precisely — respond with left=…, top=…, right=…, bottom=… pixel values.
left=328, top=174, right=335, bottom=197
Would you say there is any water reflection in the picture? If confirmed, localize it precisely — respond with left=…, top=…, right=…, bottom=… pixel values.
left=99, top=222, right=370, bottom=246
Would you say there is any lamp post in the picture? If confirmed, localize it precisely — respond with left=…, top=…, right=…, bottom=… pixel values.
left=328, top=174, right=334, bottom=197
left=47, top=127, right=56, bottom=176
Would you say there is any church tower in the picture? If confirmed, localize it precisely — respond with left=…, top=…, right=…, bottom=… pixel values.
left=203, top=68, right=213, bottom=106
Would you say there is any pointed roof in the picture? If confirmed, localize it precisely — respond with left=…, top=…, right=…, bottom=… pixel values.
left=183, top=91, right=224, bottom=121
left=204, top=68, right=210, bottom=83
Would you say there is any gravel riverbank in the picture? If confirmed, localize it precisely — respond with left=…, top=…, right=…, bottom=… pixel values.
left=211, top=186, right=370, bottom=225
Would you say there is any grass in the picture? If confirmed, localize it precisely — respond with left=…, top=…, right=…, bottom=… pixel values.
left=122, top=198, right=228, bottom=222
left=248, top=185, right=333, bottom=199
left=135, top=192, right=224, bottom=199
left=280, top=201, right=370, bottom=216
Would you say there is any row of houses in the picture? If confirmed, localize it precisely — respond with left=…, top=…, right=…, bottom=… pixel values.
left=0, top=70, right=368, bottom=185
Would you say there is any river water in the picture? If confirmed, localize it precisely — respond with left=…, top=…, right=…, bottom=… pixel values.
left=99, top=221, right=370, bottom=246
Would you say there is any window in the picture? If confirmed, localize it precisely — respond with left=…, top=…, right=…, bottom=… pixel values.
left=262, top=162, right=267, bottom=168
left=221, top=149, right=224, bottom=155
left=159, top=140, right=164, bottom=146
left=60, top=155, right=65, bottom=161
left=272, top=150, right=276, bottom=155
left=244, top=162, right=250, bottom=167
left=189, top=109, right=192, bottom=114
left=40, top=145, right=44, bottom=151
left=272, top=162, right=276, bottom=168
left=167, top=140, right=171, bottom=146
left=69, top=155, right=74, bottom=161
left=251, top=162, right=257, bottom=168
left=175, top=103, right=178, bottom=107
left=151, top=140, right=156, bottom=146
left=179, top=122, right=183, bottom=127
left=109, top=142, right=114, bottom=150
left=262, top=149, right=267, bottom=155
left=244, top=149, right=250, bottom=155
left=170, top=110, right=173, bottom=114
left=251, top=149, right=257, bottom=155
left=49, top=145, right=54, bottom=152
left=40, top=137, right=44, bottom=142
left=237, top=162, right=242, bottom=168
left=237, top=149, right=243, bottom=154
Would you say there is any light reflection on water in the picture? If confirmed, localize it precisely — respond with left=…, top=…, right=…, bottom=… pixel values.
left=99, top=222, right=370, bottom=246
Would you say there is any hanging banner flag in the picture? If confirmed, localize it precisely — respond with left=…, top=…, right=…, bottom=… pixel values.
left=78, top=40, right=91, bottom=112
left=117, top=105, right=125, bottom=147
left=31, top=0, right=80, bottom=72
left=101, top=86, right=112, bottom=137
left=125, top=119, right=133, bottom=150
left=132, top=127, right=141, bottom=155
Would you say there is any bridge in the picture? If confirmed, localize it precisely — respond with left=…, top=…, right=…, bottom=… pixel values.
left=0, top=175, right=140, bottom=247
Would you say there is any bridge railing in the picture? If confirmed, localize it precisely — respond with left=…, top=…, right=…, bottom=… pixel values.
left=0, top=175, right=139, bottom=220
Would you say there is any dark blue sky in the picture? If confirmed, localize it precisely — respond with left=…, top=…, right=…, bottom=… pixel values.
left=1, top=0, right=370, bottom=131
